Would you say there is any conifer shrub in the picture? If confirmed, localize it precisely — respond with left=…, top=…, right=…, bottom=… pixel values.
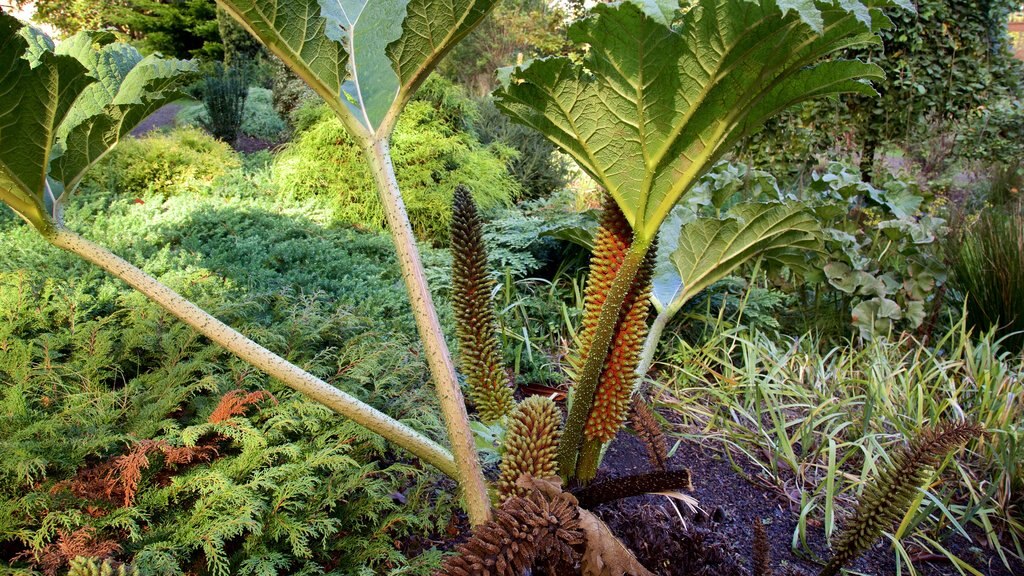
left=273, top=100, right=519, bottom=243
left=86, top=127, right=239, bottom=199
left=199, top=63, right=248, bottom=142
left=0, top=179, right=458, bottom=575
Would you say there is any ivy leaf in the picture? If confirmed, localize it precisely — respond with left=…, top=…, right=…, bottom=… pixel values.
left=495, top=0, right=890, bottom=242
left=0, top=14, right=92, bottom=232
left=220, top=0, right=498, bottom=137
left=655, top=202, right=822, bottom=316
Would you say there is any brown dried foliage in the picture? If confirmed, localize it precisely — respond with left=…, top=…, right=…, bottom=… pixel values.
left=18, top=527, right=120, bottom=576
left=60, top=439, right=217, bottom=507
left=437, top=477, right=585, bottom=576
left=208, top=389, right=276, bottom=423
left=629, top=399, right=668, bottom=471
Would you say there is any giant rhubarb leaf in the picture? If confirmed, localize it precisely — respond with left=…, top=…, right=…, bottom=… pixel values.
left=654, top=202, right=822, bottom=317
left=495, top=0, right=895, bottom=243
left=0, top=16, right=194, bottom=234
left=218, top=0, right=497, bottom=137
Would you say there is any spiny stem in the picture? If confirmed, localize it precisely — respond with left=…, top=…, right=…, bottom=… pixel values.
left=363, top=138, right=491, bottom=526
left=558, top=235, right=652, bottom=479
left=46, top=226, right=459, bottom=478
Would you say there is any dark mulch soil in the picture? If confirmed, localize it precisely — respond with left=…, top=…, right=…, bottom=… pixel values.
left=595, top=431, right=1023, bottom=576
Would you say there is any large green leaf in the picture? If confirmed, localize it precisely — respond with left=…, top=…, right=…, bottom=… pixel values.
left=0, top=16, right=194, bottom=234
left=654, top=202, right=822, bottom=316
left=494, top=0, right=891, bottom=242
left=50, top=32, right=195, bottom=193
left=218, top=0, right=497, bottom=137
left=0, top=13, right=92, bottom=232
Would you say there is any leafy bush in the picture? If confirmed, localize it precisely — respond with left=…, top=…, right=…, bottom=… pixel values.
left=474, top=98, right=571, bottom=201
left=86, top=127, right=239, bottom=198
left=950, top=202, right=1024, bottom=352
left=199, top=63, right=248, bottom=142
left=273, top=100, right=519, bottom=243
left=269, top=57, right=320, bottom=129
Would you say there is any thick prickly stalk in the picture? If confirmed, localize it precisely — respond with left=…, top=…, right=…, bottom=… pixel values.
left=451, top=185, right=515, bottom=423
left=560, top=195, right=655, bottom=479
left=577, top=224, right=656, bottom=480
left=497, top=396, right=563, bottom=500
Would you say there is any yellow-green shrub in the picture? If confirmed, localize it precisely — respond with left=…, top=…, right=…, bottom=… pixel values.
left=87, top=127, right=240, bottom=198
left=272, top=100, right=519, bottom=243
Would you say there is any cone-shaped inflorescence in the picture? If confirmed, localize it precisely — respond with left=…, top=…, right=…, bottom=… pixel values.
left=498, top=395, right=563, bottom=500
left=629, top=397, right=669, bottom=471
left=583, top=245, right=655, bottom=443
left=752, top=519, right=772, bottom=576
left=436, top=477, right=584, bottom=576
left=451, top=185, right=515, bottom=423
left=819, top=421, right=983, bottom=576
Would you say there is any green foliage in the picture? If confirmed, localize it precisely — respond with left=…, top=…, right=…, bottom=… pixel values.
left=24, top=0, right=224, bottom=60
left=949, top=202, right=1024, bottom=353
left=86, top=127, right=239, bottom=199
left=273, top=101, right=518, bottom=243
left=217, top=6, right=264, bottom=65
left=180, top=88, right=288, bottom=141
left=269, top=58, right=320, bottom=130
left=495, top=0, right=889, bottom=243
left=68, top=557, right=139, bottom=576
left=0, top=173, right=458, bottom=575
left=200, top=63, right=248, bottom=142
left=651, top=163, right=822, bottom=320
left=803, top=163, right=948, bottom=339
left=474, top=98, right=571, bottom=202
left=659, top=322, right=1024, bottom=573
left=0, top=17, right=195, bottom=234
left=440, top=0, right=568, bottom=96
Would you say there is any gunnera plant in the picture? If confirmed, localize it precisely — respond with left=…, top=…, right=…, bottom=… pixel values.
left=497, top=396, right=563, bottom=499
left=451, top=185, right=516, bottom=423
left=819, top=421, right=983, bottom=576
left=949, top=202, right=1024, bottom=352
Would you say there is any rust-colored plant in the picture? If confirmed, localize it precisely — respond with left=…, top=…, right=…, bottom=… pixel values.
left=437, top=477, right=584, bottom=576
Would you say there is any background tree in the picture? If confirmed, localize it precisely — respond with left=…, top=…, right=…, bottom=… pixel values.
left=18, top=0, right=223, bottom=59
left=848, top=0, right=1024, bottom=181
left=440, top=0, right=567, bottom=97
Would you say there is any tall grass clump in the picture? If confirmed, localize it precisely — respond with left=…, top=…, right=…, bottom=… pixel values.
left=657, top=320, right=1024, bottom=572
left=272, top=101, right=518, bottom=244
left=950, top=202, right=1024, bottom=352
left=199, top=63, right=248, bottom=142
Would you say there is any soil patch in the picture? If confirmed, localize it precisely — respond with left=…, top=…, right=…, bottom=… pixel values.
left=595, top=431, right=1022, bottom=576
